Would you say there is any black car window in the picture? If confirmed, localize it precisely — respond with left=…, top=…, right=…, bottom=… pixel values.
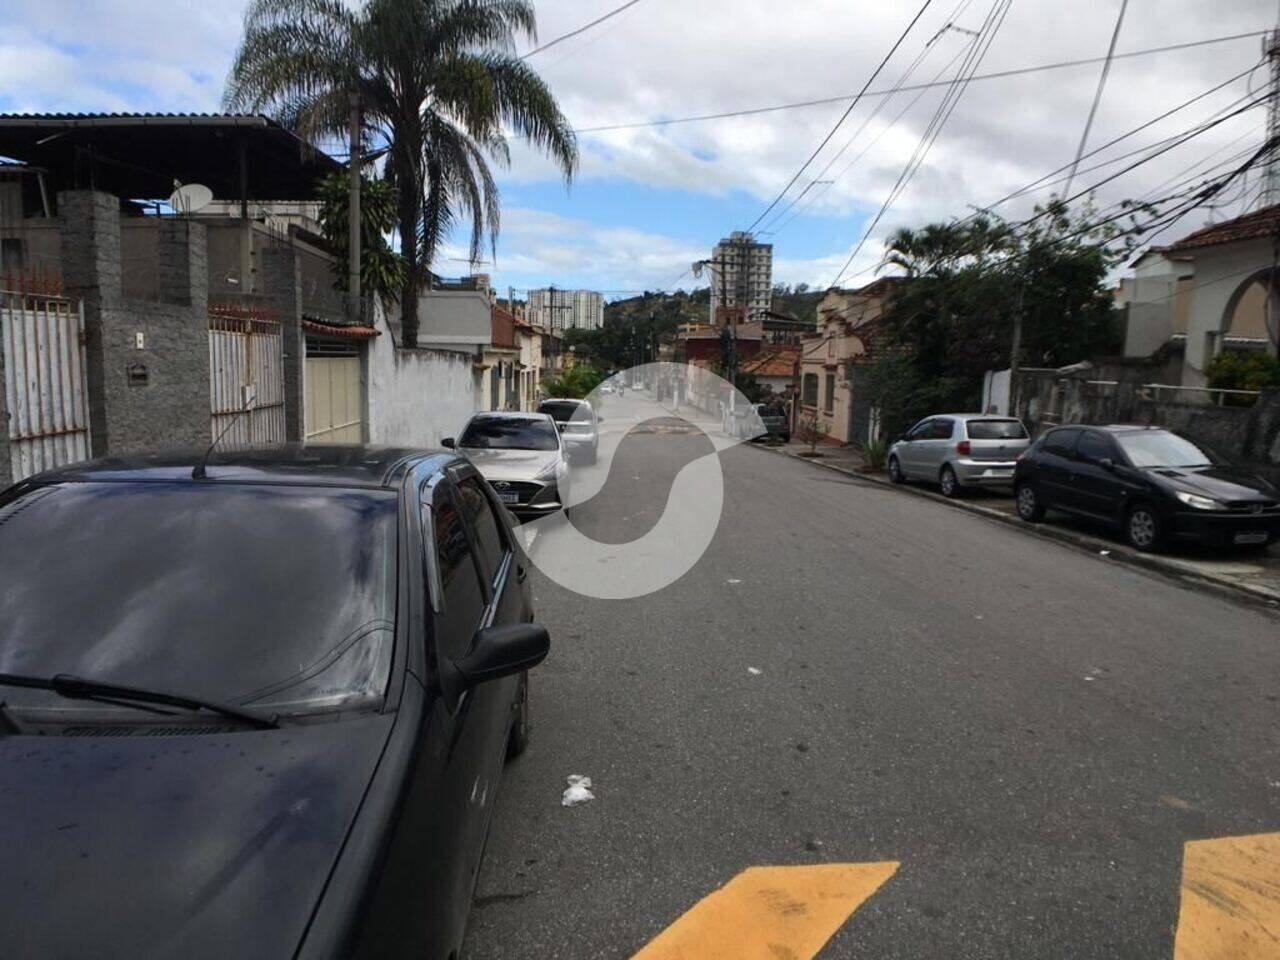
left=0, top=482, right=397, bottom=716
left=967, top=419, right=1028, bottom=440
left=456, top=476, right=509, bottom=584
left=929, top=419, right=955, bottom=440
left=539, top=401, right=588, bottom=423
left=1076, top=431, right=1116, bottom=464
left=1043, top=428, right=1081, bottom=458
left=460, top=416, right=558, bottom=451
left=432, top=493, right=487, bottom=659
left=906, top=419, right=932, bottom=441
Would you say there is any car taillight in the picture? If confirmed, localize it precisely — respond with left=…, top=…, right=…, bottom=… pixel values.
left=956, top=441, right=971, bottom=456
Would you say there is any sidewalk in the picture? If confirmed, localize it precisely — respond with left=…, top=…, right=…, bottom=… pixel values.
left=760, top=439, right=1280, bottom=612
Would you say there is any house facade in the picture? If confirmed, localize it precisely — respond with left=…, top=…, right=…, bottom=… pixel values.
left=797, top=277, right=902, bottom=446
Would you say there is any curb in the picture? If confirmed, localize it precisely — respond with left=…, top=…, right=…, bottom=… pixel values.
left=754, top=443, right=1280, bottom=618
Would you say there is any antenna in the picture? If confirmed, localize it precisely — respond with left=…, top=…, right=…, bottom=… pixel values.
left=168, top=183, right=214, bottom=216
left=192, top=385, right=257, bottom=480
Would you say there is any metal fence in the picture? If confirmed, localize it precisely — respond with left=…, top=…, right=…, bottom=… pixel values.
left=208, top=312, right=286, bottom=448
left=1, top=291, right=91, bottom=481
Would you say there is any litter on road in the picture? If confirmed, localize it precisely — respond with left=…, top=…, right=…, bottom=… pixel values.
left=562, top=775, right=595, bottom=807
left=747, top=667, right=762, bottom=676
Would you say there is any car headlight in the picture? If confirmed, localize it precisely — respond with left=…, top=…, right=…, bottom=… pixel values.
left=1175, top=491, right=1226, bottom=511
left=534, top=459, right=561, bottom=482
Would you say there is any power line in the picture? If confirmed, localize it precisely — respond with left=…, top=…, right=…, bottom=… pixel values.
left=520, top=0, right=646, bottom=60
left=1062, top=0, right=1130, bottom=195
left=744, top=0, right=936, bottom=234
left=829, top=0, right=1012, bottom=287
left=573, top=31, right=1269, bottom=135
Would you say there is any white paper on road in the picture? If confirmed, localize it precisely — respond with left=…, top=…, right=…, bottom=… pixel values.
left=562, top=775, right=595, bottom=807
left=747, top=667, right=762, bottom=676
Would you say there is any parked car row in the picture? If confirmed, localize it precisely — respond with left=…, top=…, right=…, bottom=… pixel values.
left=888, top=415, right=1280, bottom=553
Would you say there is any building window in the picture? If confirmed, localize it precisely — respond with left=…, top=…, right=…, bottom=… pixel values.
left=824, top=373, right=835, bottom=413
left=802, top=373, right=818, bottom=408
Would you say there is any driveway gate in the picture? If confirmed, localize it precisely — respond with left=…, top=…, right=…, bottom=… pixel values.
left=209, top=310, right=285, bottom=447
left=1, top=291, right=91, bottom=481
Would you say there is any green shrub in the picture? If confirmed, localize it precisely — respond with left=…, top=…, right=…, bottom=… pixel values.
left=863, top=438, right=888, bottom=471
left=1205, top=350, right=1280, bottom=392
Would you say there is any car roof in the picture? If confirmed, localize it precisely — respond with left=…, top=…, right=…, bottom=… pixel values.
left=23, top=444, right=455, bottom=489
left=466, top=411, right=555, bottom=422
left=1047, top=424, right=1166, bottom=435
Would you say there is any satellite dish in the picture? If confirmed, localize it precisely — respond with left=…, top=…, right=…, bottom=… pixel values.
left=168, top=183, right=213, bottom=215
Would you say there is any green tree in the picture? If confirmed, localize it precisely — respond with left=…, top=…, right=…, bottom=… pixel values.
left=541, top=364, right=604, bottom=400
left=316, top=171, right=405, bottom=304
left=1205, top=350, right=1280, bottom=403
left=226, top=0, right=577, bottom=347
left=866, top=203, right=1124, bottom=435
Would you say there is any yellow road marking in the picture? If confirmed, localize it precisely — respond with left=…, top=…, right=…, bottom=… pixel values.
left=632, top=862, right=898, bottom=960
left=1174, top=832, right=1280, bottom=959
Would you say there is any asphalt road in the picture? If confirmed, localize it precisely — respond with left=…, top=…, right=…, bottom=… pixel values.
left=464, top=395, right=1280, bottom=959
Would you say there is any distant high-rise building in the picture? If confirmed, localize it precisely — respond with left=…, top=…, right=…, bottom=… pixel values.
left=709, top=231, right=773, bottom=325
left=527, top=288, right=604, bottom=331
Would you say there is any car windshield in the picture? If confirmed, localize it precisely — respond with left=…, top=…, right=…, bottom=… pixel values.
left=539, top=401, right=587, bottom=423
left=461, top=417, right=559, bottom=450
left=967, top=419, right=1027, bottom=440
left=1116, top=431, right=1214, bottom=468
left=0, top=482, right=397, bottom=717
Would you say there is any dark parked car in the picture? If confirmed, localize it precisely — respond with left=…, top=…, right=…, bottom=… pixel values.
left=1014, top=425, right=1280, bottom=551
left=750, top=402, right=791, bottom=443
left=0, top=446, right=548, bottom=959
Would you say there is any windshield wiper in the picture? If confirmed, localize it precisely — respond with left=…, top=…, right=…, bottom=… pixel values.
left=0, top=673, right=278, bottom=729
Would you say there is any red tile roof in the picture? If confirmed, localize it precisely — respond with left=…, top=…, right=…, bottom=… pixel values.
left=301, top=318, right=379, bottom=340
left=1166, top=204, right=1280, bottom=252
left=741, top=347, right=799, bottom=378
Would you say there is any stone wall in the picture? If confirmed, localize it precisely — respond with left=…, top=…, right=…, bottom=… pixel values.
left=58, top=190, right=210, bottom=459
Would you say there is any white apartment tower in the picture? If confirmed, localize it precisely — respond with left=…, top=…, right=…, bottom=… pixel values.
left=709, top=231, right=773, bottom=325
left=527, top=288, right=604, bottom=331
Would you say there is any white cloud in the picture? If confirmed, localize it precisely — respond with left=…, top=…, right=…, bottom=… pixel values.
left=1, top=0, right=1277, bottom=292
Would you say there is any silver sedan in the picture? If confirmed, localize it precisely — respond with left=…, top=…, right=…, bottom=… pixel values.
left=887, top=414, right=1030, bottom=497
left=444, top=412, right=571, bottom=521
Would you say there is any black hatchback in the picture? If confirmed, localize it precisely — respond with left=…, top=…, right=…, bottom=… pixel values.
left=1013, top=425, right=1280, bottom=551
left=0, top=446, right=548, bottom=959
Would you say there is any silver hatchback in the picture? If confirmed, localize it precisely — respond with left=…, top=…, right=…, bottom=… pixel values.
left=888, top=414, right=1030, bottom=497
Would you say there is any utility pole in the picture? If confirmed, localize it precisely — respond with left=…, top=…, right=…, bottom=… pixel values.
left=1261, top=21, right=1280, bottom=208
left=347, top=91, right=362, bottom=323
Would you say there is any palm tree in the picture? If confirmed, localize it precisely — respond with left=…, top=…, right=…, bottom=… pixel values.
left=225, top=0, right=577, bottom=347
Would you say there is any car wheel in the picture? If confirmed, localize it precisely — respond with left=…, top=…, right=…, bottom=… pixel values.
left=939, top=465, right=961, bottom=498
left=1015, top=482, right=1045, bottom=522
left=584, top=444, right=598, bottom=465
left=1126, top=503, right=1164, bottom=552
left=506, top=671, right=530, bottom=761
left=887, top=455, right=904, bottom=484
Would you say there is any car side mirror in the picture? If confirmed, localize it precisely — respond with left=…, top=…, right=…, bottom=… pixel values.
left=453, top=623, right=550, bottom=687
left=1098, top=457, right=1115, bottom=471
left=597, top=416, right=604, bottom=423
left=441, top=437, right=456, bottom=449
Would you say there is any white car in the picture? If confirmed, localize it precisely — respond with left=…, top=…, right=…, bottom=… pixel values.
left=537, top=398, right=601, bottom=464
left=444, top=412, right=570, bottom=520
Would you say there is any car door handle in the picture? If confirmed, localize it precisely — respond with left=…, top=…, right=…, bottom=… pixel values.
left=516, top=564, right=529, bottom=584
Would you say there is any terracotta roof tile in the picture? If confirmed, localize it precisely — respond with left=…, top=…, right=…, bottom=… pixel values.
left=1166, top=204, right=1280, bottom=252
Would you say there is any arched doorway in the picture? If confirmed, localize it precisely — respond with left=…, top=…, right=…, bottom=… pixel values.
left=1218, top=268, right=1280, bottom=351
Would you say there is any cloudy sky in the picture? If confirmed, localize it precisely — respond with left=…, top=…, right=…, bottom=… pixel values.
left=1, top=0, right=1277, bottom=298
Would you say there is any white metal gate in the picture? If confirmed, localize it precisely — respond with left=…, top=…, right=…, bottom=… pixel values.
left=1, top=292, right=91, bottom=481
left=305, top=337, right=364, bottom=444
left=209, top=313, right=286, bottom=448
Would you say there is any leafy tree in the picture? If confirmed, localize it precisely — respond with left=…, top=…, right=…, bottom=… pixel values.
left=317, top=171, right=405, bottom=304
left=864, top=202, right=1125, bottom=435
left=226, top=0, right=577, bottom=347
left=542, top=364, right=604, bottom=400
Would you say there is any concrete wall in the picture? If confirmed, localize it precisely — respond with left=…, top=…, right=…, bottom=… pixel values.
left=367, top=306, right=478, bottom=448
left=414, top=288, right=493, bottom=348
left=57, top=190, right=210, bottom=458
left=1013, top=369, right=1280, bottom=479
